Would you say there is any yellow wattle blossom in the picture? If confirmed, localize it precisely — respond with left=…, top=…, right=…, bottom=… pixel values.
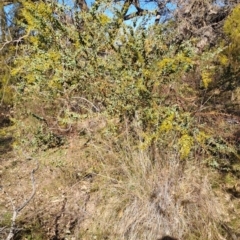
left=195, top=131, right=209, bottom=144
left=218, top=54, right=229, bottom=66
left=98, top=14, right=110, bottom=26
left=224, top=5, right=240, bottom=40
left=11, top=66, right=23, bottom=77
left=201, top=70, right=212, bottom=89
left=178, top=134, right=193, bottom=159
left=158, top=54, right=193, bottom=75
left=159, top=113, right=175, bottom=132
left=29, top=36, right=39, bottom=46
left=158, top=58, right=176, bottom=74
left=48, top=50, right=61, bottom=62
left=20, top=0, right=52, bottom=33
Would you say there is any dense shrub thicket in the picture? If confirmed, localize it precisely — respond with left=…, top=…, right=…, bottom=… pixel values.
left=8, top=1, right=239, bottom=159
left=1, top=1, right=240, bottom=239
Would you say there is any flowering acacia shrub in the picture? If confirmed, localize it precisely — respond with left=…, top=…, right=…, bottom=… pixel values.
left=9, top=1, right=238, bottom=161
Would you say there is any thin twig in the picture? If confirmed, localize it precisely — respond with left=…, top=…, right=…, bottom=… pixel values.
left=5, top=159, right=39, bottom=240
left=72, top=96, right=100, bottom=112
left=0, top=34, right=29, bottom=52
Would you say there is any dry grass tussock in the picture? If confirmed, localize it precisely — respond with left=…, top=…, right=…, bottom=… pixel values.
left=0, top=117, right=233, bottom=239
left=87, top=147, right=227, bottom=240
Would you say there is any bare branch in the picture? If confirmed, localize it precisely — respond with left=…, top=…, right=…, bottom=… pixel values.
left=121, top=0, right=133, bottom=18
left=122, top=0, right=155, bottom=21
left=0, top=33, right=29, bottom=52
left=1, top=1, right=14, bottom=7
left=75, top=0, right=89, bottom=11
left=133, top=0, right=140, bottom=8
left=124, top=9, right=146, bottom=20
left=5, top=159, right=39, bottom=240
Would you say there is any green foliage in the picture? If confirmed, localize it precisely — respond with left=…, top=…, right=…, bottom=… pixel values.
left=0, top=50, right=14, bottom=105
left=5, top=1, right=238, bottom=162
left=215, top=4, right=240, bottom=87
left=0, top=211, right=12, bottom=227
left=0, top=2, right=26, bottom=106
left=224, top=5, right=240, bottom=52
left=33, top=126, right=65, bottom=150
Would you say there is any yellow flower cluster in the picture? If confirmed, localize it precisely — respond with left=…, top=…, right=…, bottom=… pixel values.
left=178, top=134, right=193, bottom=159
left=20, top=0, right=52, bottom=33
left=98, top=14, right=110, bottom=26
left=201, top=70, right=212, bottom=89
left=158, top=54, right=193, bottom=75
left=159, top=113, right=174, bottom=132
left=218, top=54, right=229, bottom=66
left=224, top=5, right=240, bottom=41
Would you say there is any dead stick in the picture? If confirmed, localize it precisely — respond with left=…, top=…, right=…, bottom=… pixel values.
left=5, top=159, right=39, bottom=240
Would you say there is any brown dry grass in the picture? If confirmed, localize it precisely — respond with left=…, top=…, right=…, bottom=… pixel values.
left=0, top=116, right=239, bottom=240
left=83, top=146, right=227, bottom=240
